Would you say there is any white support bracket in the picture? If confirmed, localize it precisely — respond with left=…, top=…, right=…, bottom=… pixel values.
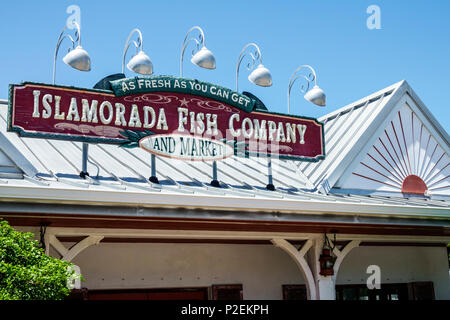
left=46, top=232, right=104, bottom=262
left=332, top=240, right=361, bottom=278
left=48, top=234, right=69, bottom=257
left=271, top=238, right=317, bottom=300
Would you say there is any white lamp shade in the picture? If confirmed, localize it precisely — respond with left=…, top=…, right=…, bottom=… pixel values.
left=191, top=46, right=216, bottom=70
left=304, top=85, right=326, bottom=106
left=248, top=64, right=272, bottom=87
left=127, top=51, right=153, bottom=75
left=63, top=46, right=91, bottom=71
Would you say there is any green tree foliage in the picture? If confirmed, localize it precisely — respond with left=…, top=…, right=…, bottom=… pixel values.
left=0, top=219, right=79, bottom=300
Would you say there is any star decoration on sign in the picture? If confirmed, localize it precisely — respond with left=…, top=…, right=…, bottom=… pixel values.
left=179, top=98, right=189, bottom=107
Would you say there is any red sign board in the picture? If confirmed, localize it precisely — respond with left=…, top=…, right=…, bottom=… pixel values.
left=8, top=77, right=325, bottom=161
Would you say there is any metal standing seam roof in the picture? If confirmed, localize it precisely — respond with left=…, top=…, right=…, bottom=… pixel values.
left=0, top=80, right=449, bottom=213
left=297, top=81, right=401, bottom=188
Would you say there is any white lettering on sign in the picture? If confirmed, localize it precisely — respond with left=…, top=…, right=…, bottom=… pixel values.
left=139, top=134, right=234, bottom=161
left=30, top=93, right=309, bottom=145
left=115, top=78, right=252, bottom=109
left=121, top=79, right=173, bottom=93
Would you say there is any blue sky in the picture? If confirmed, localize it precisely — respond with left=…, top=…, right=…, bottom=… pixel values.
left=0, top=0, right=449, bottom=133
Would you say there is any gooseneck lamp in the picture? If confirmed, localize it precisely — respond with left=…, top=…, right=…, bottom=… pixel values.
left=121, top=28, right=155, bottom=181
left=235, top=43, right=273, bottom=190
left=53, top=21, right=91, bottom=85
left=122, top=28, right=153, bottom=75
left=236, top=43, right=272, bottom=92
left=179, top=26, right=217, bottom=186
left=53, top=21, right=92, bottom=178
left=180, top=26, right=216, bottom=77
left=287, top=65, right=326, bottom=114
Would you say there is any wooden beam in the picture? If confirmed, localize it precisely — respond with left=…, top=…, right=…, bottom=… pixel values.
left=2, top=212, right=449, bottom=237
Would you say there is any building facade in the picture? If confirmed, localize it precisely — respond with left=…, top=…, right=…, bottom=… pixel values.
left=0, top=80, right=449, bottom=300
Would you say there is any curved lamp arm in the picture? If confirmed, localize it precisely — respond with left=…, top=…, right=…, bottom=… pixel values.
left=53, top=21, right=81, bottom=85
left=287, top=65, right=318, bottom=114
left=180, top=26, right=206, bottom=76
left=235, top=42, right=263, bottom=92
left=122, top=28, right=144, bottom=74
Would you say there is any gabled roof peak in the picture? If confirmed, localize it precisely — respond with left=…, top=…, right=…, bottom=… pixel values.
left=319, top=80, right=406, bottom=123
left=313, top=80, right=449, bottom=198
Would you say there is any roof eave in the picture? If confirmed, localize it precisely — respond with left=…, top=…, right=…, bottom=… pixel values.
left=0, top=184, right=448, bottom=221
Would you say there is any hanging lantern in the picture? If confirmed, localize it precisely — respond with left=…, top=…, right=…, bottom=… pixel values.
left=319, top=233, right=336, bottom=276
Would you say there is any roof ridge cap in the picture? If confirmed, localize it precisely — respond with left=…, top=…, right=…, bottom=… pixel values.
left=319, top=80, right=405, bottom=122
